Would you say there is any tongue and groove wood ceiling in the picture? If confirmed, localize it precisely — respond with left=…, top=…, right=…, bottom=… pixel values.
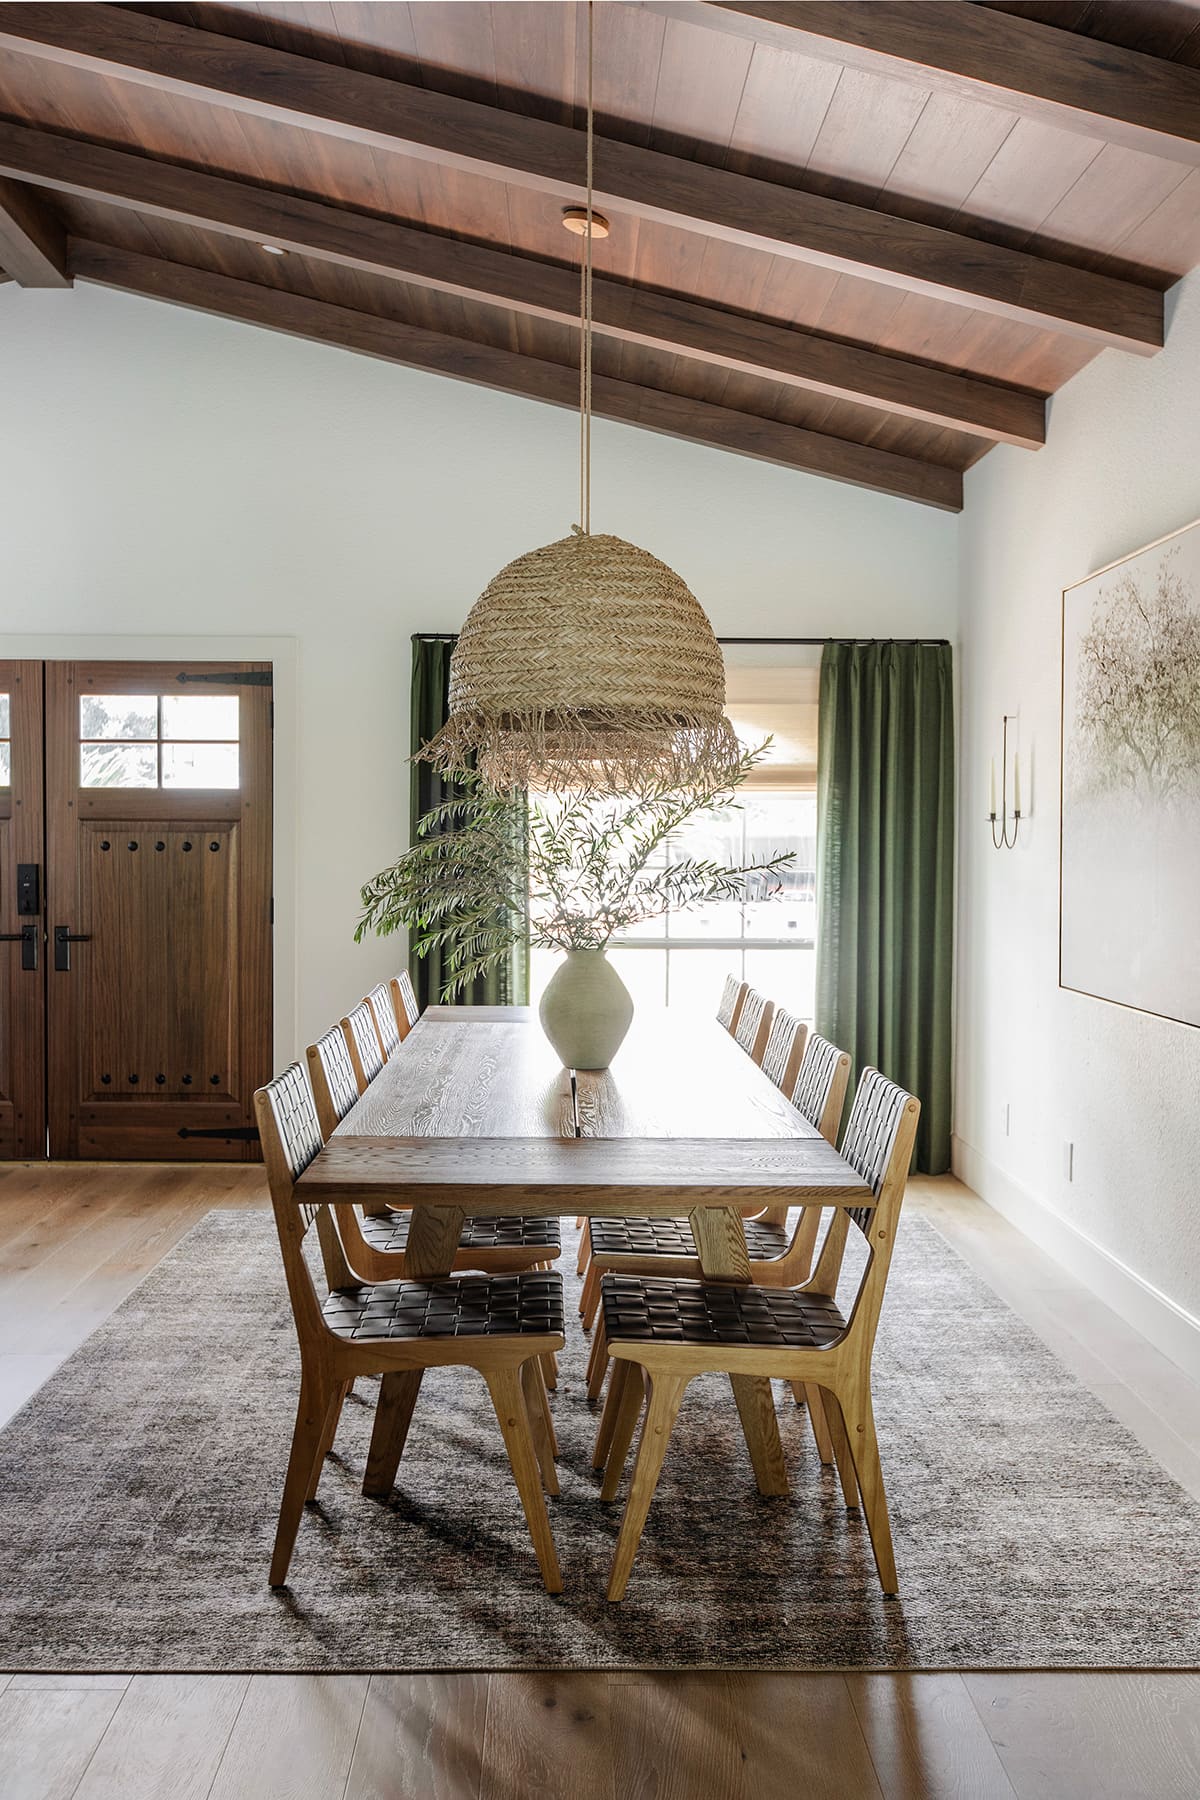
left=2, top=2, right=1200, bottom=510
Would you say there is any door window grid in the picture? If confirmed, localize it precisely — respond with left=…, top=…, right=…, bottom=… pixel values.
left=79, top=694, right=240, bottom=789
left=0, top=693, right=9, bottom=787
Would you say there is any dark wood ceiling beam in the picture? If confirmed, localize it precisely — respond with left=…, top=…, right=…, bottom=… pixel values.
left=65, top=238, right=962, bottom=511
left=0, top=175, right=69, bottom=286
left=0, top=120, right=1043, bottom=449
left=665, top=2, right=1200, bottom=168
left=0, top=4, right=1162, bottom=354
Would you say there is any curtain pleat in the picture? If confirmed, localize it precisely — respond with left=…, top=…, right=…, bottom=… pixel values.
left=409, top=636, right=529, bottom=1009
left=815, top=642, right=954, bottom=1173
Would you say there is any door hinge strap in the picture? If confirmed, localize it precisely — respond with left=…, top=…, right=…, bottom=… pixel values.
left=175, top=671, right=273, bottom=687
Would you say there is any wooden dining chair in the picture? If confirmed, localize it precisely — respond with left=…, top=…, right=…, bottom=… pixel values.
left=760, top=1007, right=808, bottom=1098
left=591, top=1068, right=921, bottom=1602
left=716, top=974, right=747, bottom=1036
left=341, top=999, right=385, bottom=1092
left=733, top=987, right=774, bottom=1066
left=365, top=982, right=402, bottom=1057
left=391, top=969, right=421, bottom=1039
left=306, top=1023, right=564, bottom=1284
left=255, top=1063, right=566, bottom=1594
left=576, top=1029, right=850, bottom=1335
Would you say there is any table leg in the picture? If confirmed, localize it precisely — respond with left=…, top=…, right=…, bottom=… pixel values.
left=690, top=1204, right=786, bottom=1496
left=404, top=1204, right=465, bottom=1279
left=688, top=1203, right=751, bottom=1283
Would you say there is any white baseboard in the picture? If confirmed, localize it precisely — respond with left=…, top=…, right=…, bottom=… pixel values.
left=952, top=1134, right=1200, bottom=1385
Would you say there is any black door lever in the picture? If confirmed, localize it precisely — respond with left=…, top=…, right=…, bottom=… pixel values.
left=0, top=924, right=38, bottom=971
left=54, top=926, right=92, bottom=972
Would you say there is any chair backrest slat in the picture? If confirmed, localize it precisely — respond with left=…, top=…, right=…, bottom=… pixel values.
left=366, top=982, right=402, bottom=1057
left=392, top=970, right=421, bottom=1038
left=342, top=1000, right=385, bottom=1091
left=255, top=1063, right=355, bottom=1345
left=306, top=1024, right=361, bottom=1138
left=760, top=1007, right=808, bottom=1095
left=716, top=974, right=747, bottom=1034
left=733, top=988, right=774, bottom=1065
left=790, top=1034, right=851, bottom=1144
left=840, top=1067, right=915, bottom=1237
left=806, top=1068, right=920, bottom=1357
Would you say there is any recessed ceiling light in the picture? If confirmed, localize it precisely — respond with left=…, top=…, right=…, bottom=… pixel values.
left=562, top=207, right=610, bottom=239
left=260, top=244, right=288, bottom=256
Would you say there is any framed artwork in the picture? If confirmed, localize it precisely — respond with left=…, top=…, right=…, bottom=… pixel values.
left=1060, top=516, right=1200, bottom=1028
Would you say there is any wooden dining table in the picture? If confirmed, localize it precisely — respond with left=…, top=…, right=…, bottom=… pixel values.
left=297, top=1004, right=872, bottom=1492
left=298, top=1004, right=872, bottom=1282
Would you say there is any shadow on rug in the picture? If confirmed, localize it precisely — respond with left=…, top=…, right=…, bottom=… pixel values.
left=1, top=1209, right=1199, bottom=1672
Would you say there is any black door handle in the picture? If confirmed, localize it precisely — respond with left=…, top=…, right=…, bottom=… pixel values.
left=54, top=926, right=92, bottom=972
left=0, top=924, right=38, bottom=971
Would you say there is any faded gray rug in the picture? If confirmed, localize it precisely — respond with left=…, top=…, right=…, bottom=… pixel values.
left=1, top=1208, right=1199, bottom=1672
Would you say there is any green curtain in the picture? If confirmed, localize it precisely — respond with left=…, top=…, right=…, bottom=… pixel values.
left=409, top=636, right=530, bottom=1008
left=815, top=641, right=954, bottom=1173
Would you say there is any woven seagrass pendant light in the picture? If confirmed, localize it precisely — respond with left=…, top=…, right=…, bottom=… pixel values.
left=420, top=1, right=739, bottom=795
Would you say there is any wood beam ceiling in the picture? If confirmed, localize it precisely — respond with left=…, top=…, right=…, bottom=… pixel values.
left=0, top=120, right=1044, bottom=449
left=66, top=239, right=963, bottom=511
left=667, top=2, right=1200, bottom=168
left=0, top=3, right=1163, bottom=354
left=0, top=174, right=69, bottom=286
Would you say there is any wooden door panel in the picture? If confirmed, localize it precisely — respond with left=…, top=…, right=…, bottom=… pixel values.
left=0, top=661, right=46, bottom=1159
left=46, top=661, right=272, bottom=1160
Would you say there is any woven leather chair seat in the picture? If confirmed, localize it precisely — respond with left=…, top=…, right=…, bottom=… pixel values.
left=588, top=1214, right=791, bottom=1262
left=359, top=1210, right=561, bottom=1255
left=600, top=1274, right=845, bottom=1348
left=323, top=1271, right=564, bottom=1341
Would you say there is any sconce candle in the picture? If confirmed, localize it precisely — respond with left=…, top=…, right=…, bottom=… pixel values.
left=990, top=714, right=1022, bottom=850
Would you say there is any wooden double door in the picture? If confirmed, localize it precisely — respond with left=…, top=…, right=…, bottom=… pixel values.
left=0, top=660, right=272, bottom=1160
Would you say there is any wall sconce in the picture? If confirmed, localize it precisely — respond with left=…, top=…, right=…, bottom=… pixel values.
left=989, top=714, right=1022, bottom=850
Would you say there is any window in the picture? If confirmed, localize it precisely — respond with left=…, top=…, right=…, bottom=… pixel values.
left=0, top=693, right=9, bottom=788
left=529, top=649, right=820, bottom=1022
left=79, top=694, right=239, bottom=789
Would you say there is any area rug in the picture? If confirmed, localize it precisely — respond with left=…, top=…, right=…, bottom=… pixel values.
left=1, top=1208, right=1199, bottom=1673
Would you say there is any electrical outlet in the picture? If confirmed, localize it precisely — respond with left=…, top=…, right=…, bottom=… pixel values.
left=1063, top=1140, right=1074, bottom=1182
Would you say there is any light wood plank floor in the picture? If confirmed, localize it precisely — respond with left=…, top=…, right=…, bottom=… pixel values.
left=2, top=1164, right=1199, bottom=1800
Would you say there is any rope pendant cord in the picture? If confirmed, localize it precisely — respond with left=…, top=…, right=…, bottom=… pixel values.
left=578, top=0, right=594, bottom=538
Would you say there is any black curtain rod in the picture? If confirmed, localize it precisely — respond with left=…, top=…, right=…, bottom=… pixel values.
left=413, top=632, right=951, bottom=646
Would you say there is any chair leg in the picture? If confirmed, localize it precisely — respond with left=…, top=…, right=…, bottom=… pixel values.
left=607, top=1372, right=688, bottom=1602
left=362, top=1369, right=424, bottom=1498
left=520, top=1358, right=560, bottom=1497
left=592, top=1357, right=630, bottom=1470
left=579, top=1259, right=601, bottom=1326
left=586, top=1315, right=609, bottom=1402
left=729, top=1374, right=789, bottom=1497
left=306, top=1379, right=350, bottom=1502
left=531, top=1358, right=559, bottom=1461
left=576, top=1219, right=591, bottom=1277
left=804, top=1382, right=834, bottom=1464
left=840, top=1387, right=898, bottom=1596
left=540, top=1349, right=558, bottom=1391
left=269, top=1373, right=333, bottom=1587
left=821, top=1387, right=861, bottom=1510
left=599, top=1363, right=647, bottom=1500
left=484, top=1368, right=563, bottom=1594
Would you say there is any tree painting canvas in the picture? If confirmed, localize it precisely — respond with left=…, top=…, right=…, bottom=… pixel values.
left=1061, top=519, right=1200, bottom=1026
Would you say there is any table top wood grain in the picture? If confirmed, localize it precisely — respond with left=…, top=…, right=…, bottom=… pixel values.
left=301, top=1007, right=871, bottom=1217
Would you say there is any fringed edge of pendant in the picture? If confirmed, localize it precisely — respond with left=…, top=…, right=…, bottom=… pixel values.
left=416, top=708, right=744, bottom=794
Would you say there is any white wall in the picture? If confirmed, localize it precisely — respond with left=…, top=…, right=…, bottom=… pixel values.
left=956, top=264, right=1200, bottom=1366
left=0, top=282, right=957, bottom=1055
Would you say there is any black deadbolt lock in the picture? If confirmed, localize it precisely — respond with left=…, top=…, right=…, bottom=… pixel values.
left=17, top=864, right=39, bottom=916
